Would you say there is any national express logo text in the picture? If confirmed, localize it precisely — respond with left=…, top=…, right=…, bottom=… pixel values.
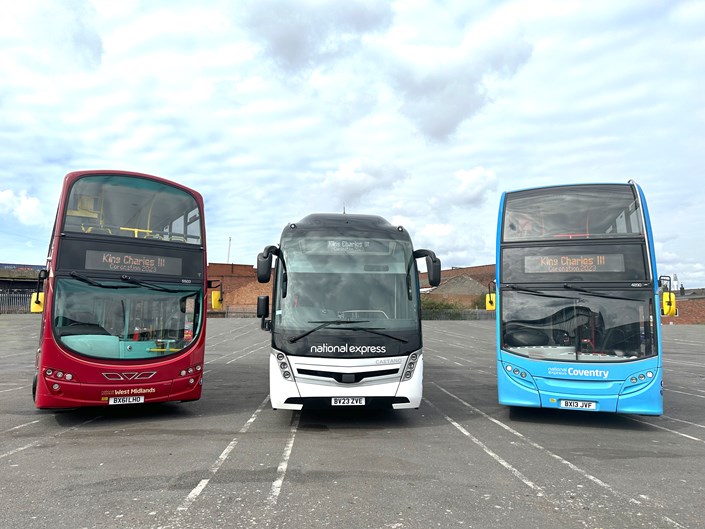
left=309, top=344, right=387, bottom=355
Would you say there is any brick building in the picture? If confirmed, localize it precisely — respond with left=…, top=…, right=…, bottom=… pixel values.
left=206, top=263, right=271, bottom=316
left=661, top=290, right=705, bottom=325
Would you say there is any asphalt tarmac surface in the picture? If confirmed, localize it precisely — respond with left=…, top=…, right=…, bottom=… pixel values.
left=1, top=315, right=703, bottom=529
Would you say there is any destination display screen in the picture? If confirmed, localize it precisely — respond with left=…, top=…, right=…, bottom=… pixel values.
left=524, top=253, right=625, bottom=274
left=85, top=250, right=183, bottom=275
left=300, top=239, right=393, bottom=255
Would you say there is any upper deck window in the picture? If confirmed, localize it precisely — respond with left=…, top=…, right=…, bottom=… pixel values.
left=63, top=175, right=202, bottom=245
left=503, top=185, right=643, bottom=242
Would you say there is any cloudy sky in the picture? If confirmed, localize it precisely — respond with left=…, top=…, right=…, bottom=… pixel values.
left=1, top=0, right=703, bottom=287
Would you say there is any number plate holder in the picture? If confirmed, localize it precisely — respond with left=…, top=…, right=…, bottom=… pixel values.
left=560, top=399, right=596, bottom=410
left=108, top=396, right=145, bottom=405
left=331, top=397, right=365, bottom=406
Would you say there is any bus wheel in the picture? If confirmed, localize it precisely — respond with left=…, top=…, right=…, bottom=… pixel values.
left=32, top=373, right=38, bottom=402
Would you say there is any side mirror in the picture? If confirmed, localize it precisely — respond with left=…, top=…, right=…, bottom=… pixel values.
left=485, top=293, right=496, bottom=311
left=661, top=291, right=677, bottom=317
left=257, top=245, right=278, bottom=283
left=211, top=290, right=223, bottom=311
left=257, top=295, right=270, bottom=318
left=257, top=295, right=271, bottom=331
left=30, top=292, right=44, bottom=313
left=485, top=281, right=496, bottom=311
left=414, top=249, right=442, bottom=287
left=658, top=275, right=677, bottom=316
left=31, top=270, right=48, bottom=313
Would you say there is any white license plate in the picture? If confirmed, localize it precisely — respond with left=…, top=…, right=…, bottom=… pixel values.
left=560, top=399, right=596, bottom=410
left=108, top=396, right=145, bottom=405
left=331, top=397, right=365, bottom=406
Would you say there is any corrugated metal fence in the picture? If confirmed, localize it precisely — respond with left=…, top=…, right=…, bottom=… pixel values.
left=421, top=309, right=496, bottom=321
left=0, top=291, right=32, bottom=314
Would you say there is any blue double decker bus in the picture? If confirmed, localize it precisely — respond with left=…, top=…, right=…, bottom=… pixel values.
left=491, top=181, right=674, bottom=415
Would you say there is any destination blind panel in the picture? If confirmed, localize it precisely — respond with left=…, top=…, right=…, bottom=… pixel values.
left=85, top=250, right=182, bottom=276
left=56, top=238, right=204, bottom=279
left=524, top=253, right=625, bottom=274
left=501, top=244, right=648, bottom=282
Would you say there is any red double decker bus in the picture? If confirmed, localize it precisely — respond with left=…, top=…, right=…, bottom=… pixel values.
left=31, top=170, right=209, bottom=408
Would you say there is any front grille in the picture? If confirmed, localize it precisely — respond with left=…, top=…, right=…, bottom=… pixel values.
left=296, top=368, right=398, bottom=383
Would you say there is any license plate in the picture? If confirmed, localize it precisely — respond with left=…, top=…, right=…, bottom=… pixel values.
left=331, top=397, right=365, bottom=406
left=108, top=396, right=145, bottom=405
left=560, top=399, right=596, bottom=410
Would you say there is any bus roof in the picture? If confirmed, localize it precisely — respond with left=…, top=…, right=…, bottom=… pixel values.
left=283, top=213, right=410, bottom=238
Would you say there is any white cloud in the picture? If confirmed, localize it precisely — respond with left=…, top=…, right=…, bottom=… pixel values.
left=0, top=189, right=44, bottom=226
left=0, top=0, right=102, bottom=73
left=386, top=25, right=532, bottom=140
left=317, top=159, right=406, bottom=209
left=238, top=0, right=393, bottom=74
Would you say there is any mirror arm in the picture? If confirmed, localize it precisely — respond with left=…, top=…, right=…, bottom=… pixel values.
left=34, top=270, right=48, bottom=303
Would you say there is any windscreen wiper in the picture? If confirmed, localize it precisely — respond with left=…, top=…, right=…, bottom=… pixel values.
left=562, top=283, right=642, bottom=302
left=346, top=327, right=409, bottom=343
left=70, top=271, right=135, bottom=289
left=506, top=284, right=573, bottom=300
left=288, top=320, right=370, bottom=343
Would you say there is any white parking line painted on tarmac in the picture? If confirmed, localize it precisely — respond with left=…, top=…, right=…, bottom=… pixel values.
left=432, top=382, right=616, bottom=490
left=0, top=385, right=28, bottom=393
left=660, top=415, right=705, bottom=430
left=1, top=419, right=40, bottom=434
left=176, top=395, right=269, bottom=512
left=665, top=388, right=705, bottom=400
left=205, top=327, right=260, bottom=350
left=226, top=344, right=269, bottom=365
left=267, top=412, right=300, bottom=506
left=422, top=397, right=543, bottom=494
left=627, top=416, right=702, bottom=443
left=0, top=417, right=100, bottom=460
left=205, top=339, right=269, bottom=365
left=430, top=382, right=686, bottom=528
